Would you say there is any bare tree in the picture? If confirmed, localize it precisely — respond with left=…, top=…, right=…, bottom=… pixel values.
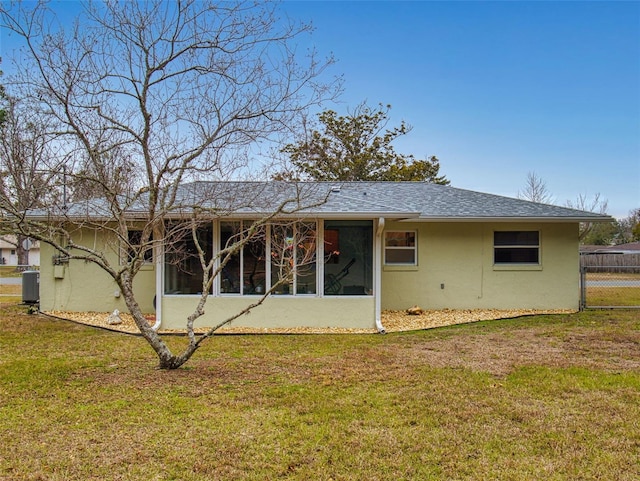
left=565, top=193, right=610, bottom=242
left=517, top=172, right=611, bottom=242
left=517, top=171, right=554, bottom=204
left=1, top=0, right=339, bottom=369
left=0, top=95, right=66, bottom=266
left=0, top=61, right=5, bottom=125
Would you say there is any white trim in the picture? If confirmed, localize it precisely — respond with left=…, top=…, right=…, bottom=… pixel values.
left=403, top=216, right=611, bottom=223
left=318, top=221, right=325, bottom=297
left=383, top=230, right=418, bottom=266
left=265, top=223, right=273, bottom=295
left=375, top=218, right=386, bottom=334
left=212, top=219, right=220, bottom=297
left=152, top=223, right=164, bottom=331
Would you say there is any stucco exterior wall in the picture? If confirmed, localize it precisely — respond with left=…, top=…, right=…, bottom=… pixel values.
left=381, top=221, right=580, bottom=311
left=39, top=228, right=156, bottom=313
left=38, top=220, right=581, bottom=329
left=161, top=296, right=376, bottom=330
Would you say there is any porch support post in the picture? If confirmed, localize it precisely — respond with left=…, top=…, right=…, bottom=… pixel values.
left=151, top=223, right=163, bottom=330
left=375, top=217, right=386, bottom=333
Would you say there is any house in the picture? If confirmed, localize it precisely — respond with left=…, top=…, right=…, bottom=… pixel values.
left=580, top=242, right=640, bottom=270
left=0, top=235, right=41, bottom=267
left=581, top=242, right=640, bottom=255
left=35, top=181, right=612, bottom=331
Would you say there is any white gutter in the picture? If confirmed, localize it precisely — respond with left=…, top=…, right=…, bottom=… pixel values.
left=374, top=217, right=386, bottom=334
left=400, top=215, right=615, bottom=223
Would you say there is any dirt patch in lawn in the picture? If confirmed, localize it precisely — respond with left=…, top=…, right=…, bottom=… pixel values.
left=402, top=325, right=640, bottom=377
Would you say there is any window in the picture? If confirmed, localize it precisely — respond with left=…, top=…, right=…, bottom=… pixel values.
left=384, top=231, right=417, bottom=265
left=220, top=220, right=317, bottom=296
left=494, top=231, right=539, bottom=264
left=162, top=219, right=374, bottom=297
left=271, top=222, right=317, bottom=295
left=126, top=229, right=153, bottom=264
left=324, top=220, right=373, bottom=295
left=164, top=222, right=213, bottom=294
left=219, top=221, right=266, bottom=295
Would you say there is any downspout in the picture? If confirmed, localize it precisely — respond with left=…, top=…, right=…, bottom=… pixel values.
left=375, top=217, right=386, bottom=334
left=151, top=224, right=163, bottom=331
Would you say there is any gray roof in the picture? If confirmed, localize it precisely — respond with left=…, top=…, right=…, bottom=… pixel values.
left=28, top=181, right=614, bottom=223
left=331, top=182, right=612, bottom=221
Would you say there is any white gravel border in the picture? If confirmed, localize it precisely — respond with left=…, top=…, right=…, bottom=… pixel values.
left=42, top=308, right=576, bottom=335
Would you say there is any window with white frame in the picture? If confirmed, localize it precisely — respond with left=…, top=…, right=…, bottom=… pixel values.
left=219, top=220, right=318, bottom=296
left=494, top=231, right=540, bottom=264
left=164, top=222, right=213, bottom=295
left=270, top=221, right=317, bottom=295
left=219, top=220, right=266, bottom=295
left=384, top=231, right=417, bottom=265
left=324, top=220, right=373, bottom=295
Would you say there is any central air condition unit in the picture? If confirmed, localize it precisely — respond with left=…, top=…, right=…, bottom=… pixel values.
left=22, top=270, right=40, bottom=304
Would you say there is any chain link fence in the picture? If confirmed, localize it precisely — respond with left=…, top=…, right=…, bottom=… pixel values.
left=580, top=266, right=640, bottom=309
left=0, top=265, right=39, bottom=300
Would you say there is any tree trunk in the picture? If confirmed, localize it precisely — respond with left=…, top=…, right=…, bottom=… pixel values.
left=120, top=279, right=197, bottom=370
left=16, top=235, right=29, bottom=269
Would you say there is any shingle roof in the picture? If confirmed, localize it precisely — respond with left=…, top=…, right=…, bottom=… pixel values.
left=328, top=182, right=611, bottom=221
left=28, top=181, right=614, bottom=223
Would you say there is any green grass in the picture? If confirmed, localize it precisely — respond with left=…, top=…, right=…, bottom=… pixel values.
left=586, top=287, right=640, bottom=306
left=1, top=303, right=639, bottom=480
left=0, top=284, right=21, bottom=296
left=0, top=266, right=27, bottom=278
left=584, top=272, right=640, bottom=306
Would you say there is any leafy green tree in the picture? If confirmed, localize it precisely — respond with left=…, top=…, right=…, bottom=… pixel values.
left=581, top=221, right=619, bottom=245
left=580, top=209, right=640, bottom=245
left=279, top=103, right=449, bottom=183
left=616, top=208, right=640, bottom=243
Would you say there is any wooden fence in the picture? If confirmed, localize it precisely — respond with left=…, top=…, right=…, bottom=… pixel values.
left=580, top=253, right=640, bottom=272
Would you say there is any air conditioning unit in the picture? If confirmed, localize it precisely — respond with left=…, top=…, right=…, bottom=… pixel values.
left=22, top=270, right=40, bottom=305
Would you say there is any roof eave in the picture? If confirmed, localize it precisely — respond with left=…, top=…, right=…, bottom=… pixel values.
left=26, top=210, right=421, bottom=222
left=401, top=215, right=615, bottom=223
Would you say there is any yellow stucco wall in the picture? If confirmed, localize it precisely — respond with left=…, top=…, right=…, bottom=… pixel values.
left=39, top=227, right=156, bottom=313
left=39, top=220, right=581, bottom=329
left=161, top=296, right=376, bottom=330
left=381, top=221, right=580, bottom=311
left=38, top=225, right=375, bottom=329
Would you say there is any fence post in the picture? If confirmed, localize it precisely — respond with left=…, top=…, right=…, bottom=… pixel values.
left=579, top=266, right=586, bottom=311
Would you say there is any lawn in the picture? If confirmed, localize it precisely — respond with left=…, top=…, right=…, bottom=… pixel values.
left=0, top=266, right=28, bottom=278
left=584, top=272, right=640, bottom=307
left=1, top=302, right=639, bottom=481
left=585, top=286, right=640, bottom=307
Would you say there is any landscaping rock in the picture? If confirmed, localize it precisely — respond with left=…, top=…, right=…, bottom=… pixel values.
left=45, top=307, right=576, bottom=335
left=106, top=309, right=123, bottom=325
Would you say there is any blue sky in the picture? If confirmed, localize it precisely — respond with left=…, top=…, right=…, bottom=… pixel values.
left=279, top=1, right=640, bottom=219
left=1, top=1, right=638, bottom=218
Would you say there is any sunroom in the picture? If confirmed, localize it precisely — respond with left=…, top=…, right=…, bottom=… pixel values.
left=156, top=218, right=383, bottom=331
